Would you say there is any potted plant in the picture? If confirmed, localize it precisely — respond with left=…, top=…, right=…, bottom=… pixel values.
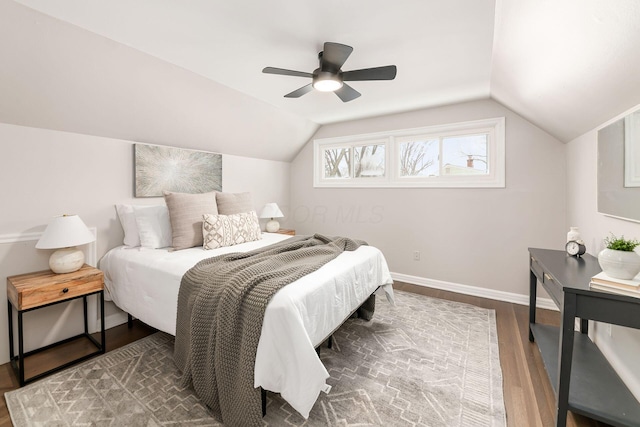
left=598, top=234, right=640, bottom=280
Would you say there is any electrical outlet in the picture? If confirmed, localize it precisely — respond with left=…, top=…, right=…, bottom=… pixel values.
left=413, top=251, right=420, bottom=261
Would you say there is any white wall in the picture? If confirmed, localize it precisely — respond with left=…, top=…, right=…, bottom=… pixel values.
left=0, top=122, right=290, bottom=364
left=566, top=106, right=640, bottom=400
left=290, top=99, right=566, bottom=299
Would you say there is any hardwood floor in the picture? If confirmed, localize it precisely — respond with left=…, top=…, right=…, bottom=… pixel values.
left=0, top=284, right=611, bottom=426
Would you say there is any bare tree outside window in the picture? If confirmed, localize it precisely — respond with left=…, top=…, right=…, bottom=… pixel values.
left=323, top=148, right=350, bottom=178
left=354, top=144, right=385, bottom=177
left=399, top=140, right=437, bottom=177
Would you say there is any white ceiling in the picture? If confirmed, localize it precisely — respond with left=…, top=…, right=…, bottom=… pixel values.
left=491, top=0, right=640, bottom=141
left=3, top=0, right=640, bottom=161
left=9, top=0, right=496, bottom=124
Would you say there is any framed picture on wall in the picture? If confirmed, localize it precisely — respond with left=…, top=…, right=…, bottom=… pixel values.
left=134, top=144, right=222, bottom=197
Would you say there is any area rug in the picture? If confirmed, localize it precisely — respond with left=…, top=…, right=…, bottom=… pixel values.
left=5, top=290, right=506, bottom=426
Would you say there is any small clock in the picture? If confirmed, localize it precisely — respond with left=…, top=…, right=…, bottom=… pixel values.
left=566, top=240, right=586, bottom=257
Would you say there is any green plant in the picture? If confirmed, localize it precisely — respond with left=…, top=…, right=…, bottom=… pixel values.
left=603, top=233, right=640, bottom=251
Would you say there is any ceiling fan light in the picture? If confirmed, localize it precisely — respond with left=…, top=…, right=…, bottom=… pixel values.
left=313, top=78, right=343, bottom=92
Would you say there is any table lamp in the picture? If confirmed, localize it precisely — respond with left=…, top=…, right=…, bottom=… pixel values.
left=259, top=203, right=284, bottom=232
left=36, top=214, right=96, bottom=274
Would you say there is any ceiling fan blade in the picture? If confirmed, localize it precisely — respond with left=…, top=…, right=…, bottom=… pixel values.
left=342, top=65, right=397, bottom=81
left=262, top=67, right=313, bottom=78
left=334, top=83, right=361, bottom=102
left=284, top=84, right=314, bottom=98
left=321, top=42, right=353, bottom=71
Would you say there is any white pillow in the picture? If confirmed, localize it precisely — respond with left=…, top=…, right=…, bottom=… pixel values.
left=134, top=205, right=172, bottom=249
left=202, top=211, right=262, bottom=250
left=115, top=204, right=141, bottom=247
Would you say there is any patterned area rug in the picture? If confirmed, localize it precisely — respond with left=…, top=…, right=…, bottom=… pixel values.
left=5, top=290, right=506, bottom=426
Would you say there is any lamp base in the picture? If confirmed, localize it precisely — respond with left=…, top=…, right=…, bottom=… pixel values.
left=49, top=247, right=85, bottom=274
left=266, top=219, right=280, bottom=233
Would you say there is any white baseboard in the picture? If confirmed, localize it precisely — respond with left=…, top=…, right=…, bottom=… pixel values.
left=105, top=311, right=129, bottom=330
left=391, top=272, right=558, bottom=311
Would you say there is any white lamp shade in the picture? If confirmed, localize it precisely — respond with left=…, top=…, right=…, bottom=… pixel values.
left=36, top=215, right=95, bottom=249
left=259, top=203, right=284, bottom=219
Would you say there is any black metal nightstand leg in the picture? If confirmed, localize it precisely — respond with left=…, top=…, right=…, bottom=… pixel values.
left=8, top=300, right=13, bottom=362
left=83, top=296, right=88, bottom=334
left=7, top=290, right=105, bottom=387
left=18, top=310, right=24, bottom=386
left=100, top=291, right=106, bottom=353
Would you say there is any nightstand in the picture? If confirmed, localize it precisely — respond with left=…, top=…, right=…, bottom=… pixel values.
left=273, top=229, right=295, bottom=236
left=6, top=264, right=105, bottom=386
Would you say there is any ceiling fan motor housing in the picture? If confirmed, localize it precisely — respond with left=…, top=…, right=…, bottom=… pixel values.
left=313, top=69, right=343, bottom=91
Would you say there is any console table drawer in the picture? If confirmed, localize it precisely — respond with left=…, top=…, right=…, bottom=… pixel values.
left=542, top=272, right=563, bottom=308
left=531, top=256, right=563, bottom=308
left=530, top=256, right=544, bottom=281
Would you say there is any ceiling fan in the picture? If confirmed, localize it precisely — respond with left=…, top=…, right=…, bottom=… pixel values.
left=262, top=42, right=397, bottom=102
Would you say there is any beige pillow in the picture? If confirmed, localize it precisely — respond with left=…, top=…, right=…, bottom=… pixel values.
left=216, top=192, right=253, bottom=215
left=163, top=191, right=218, bottom=250
left=203, top=211, right=262, bottom=250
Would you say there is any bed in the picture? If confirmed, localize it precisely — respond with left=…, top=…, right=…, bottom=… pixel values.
left=100, top=232, right=394, bottom=419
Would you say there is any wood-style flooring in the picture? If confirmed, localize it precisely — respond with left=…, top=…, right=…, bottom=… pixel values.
left=0, top=282, right=610, bottom=426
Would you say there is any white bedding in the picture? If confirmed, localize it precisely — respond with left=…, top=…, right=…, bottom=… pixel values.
left=100, top=232, right=394, bottom=418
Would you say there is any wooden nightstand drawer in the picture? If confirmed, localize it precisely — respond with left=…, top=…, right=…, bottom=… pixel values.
left=7, top=265, right=103, bottom=310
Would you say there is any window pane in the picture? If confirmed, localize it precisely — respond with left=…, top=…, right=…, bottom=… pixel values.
left=323, top=147, right=350, bottom=178
left=354, top=144, right=385, bottom=178
left=399, top=139, right=438, bottom=177
left=441, top=134, right=488, bottom=175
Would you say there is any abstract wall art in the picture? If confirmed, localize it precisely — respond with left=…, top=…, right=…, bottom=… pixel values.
left=134, top=144, right=222, bottom=197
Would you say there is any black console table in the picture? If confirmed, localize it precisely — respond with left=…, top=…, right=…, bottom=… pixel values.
left=528, top=248, right=640, bottom=427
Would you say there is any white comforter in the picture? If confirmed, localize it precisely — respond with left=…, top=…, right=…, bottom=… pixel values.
left=100, top=233, right=394, bottom=418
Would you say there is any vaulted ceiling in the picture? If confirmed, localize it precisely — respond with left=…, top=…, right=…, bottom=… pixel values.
left=1, top=0, right=640, bottom=161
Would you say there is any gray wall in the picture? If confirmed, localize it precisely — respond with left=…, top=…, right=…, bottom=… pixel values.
left=0, top=122, right=291, bottom=364
left=290, top=99, right=566, bottom=297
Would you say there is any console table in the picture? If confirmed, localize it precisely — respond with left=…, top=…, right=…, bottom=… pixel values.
left=528, top=248, right=640, bottom=427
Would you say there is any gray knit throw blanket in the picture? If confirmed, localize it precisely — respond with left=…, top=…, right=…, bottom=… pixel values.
left=174, top=234, right=366, bottom=427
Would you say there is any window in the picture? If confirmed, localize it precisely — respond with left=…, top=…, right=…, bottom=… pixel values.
left=323, top=147, right=350, bottom=179
left=319, top=139, right=388, bottom=184
left=353, top=143, right=386, bottom=178
left=313, top=118, right=505, bottom=188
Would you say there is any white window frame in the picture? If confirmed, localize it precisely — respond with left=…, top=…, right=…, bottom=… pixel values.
left=313, top=117, right=505, bottom=188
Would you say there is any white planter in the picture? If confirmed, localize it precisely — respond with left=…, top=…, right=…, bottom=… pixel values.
left=597, top=248, right=640, bottom=280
